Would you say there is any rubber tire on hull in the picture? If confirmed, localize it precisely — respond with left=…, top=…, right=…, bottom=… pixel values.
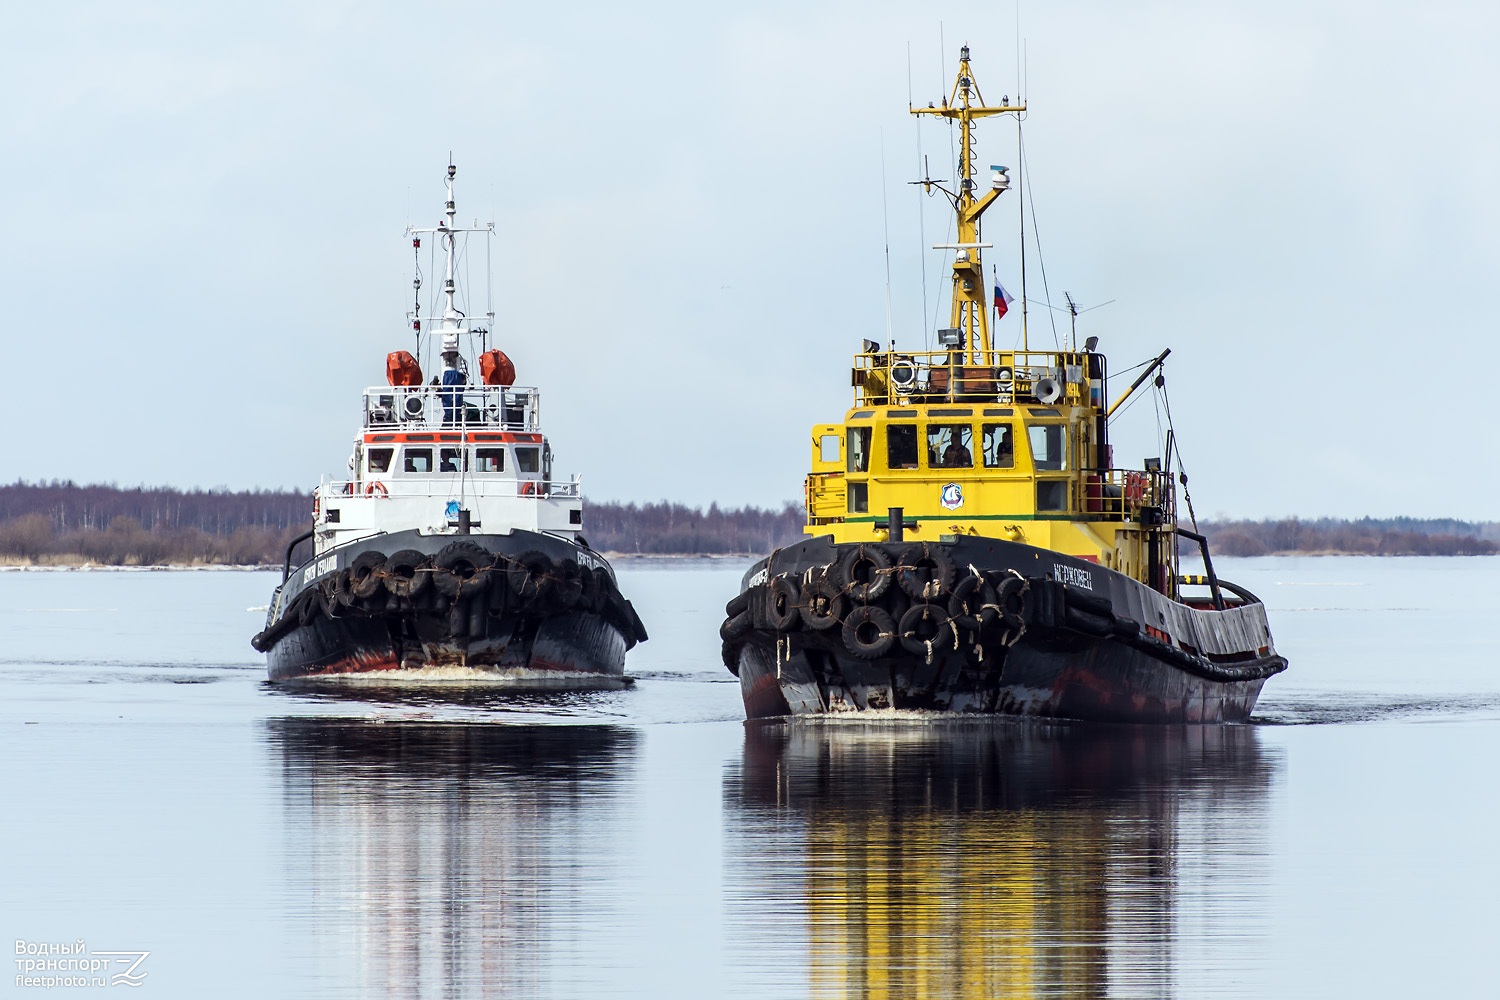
left=842, top=605, right=896, bottom=659
left=383, top=549, right=430, bottom=599
left=837, top=545, right=893, bottom=602
left=347, top=551, right=386, bottom=600
left=764, top=577, right=801, bottom=632
left=947, top=573, right=997, bottom=631
left=432, top=541, right=493, bottom=598
left=799, top=572, right=847, bottom=631
left=895, top=542, right=957, bottom=602
left=898, top=603, right=957, bottom=657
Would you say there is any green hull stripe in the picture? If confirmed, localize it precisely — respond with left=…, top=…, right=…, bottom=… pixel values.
left=841, top=513, right=1127, bottom=524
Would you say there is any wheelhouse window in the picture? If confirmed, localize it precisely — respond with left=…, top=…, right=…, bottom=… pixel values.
left=982, top=424, right=1014, bottom=469
left=927, top=424, right=973, bottom=468
left=403, top=447, right=433, bottom=473
left=1037, top=480, right=1069, bottom=511
left=1027, top=425, right=1068, bottom=471
left=887, top=425, right=919, bottom=470
left=847, top=481, right=869, bottom=513
left=516, top=447, right=541, bottom=474
left=367, top=448, right=394, bottom=473
left=819, top=434, right=840, bottom=464
left=439, top=447, right=466, bottom=472
left=475, top=447, right=505, bottom=473
left=847, top=427, right=871, bottom=473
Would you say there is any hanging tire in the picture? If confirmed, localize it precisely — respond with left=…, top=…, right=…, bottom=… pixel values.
left=895, top=542, right=956, bottom=601
left=837, top=544, right=893, bottom=602
left=764, top=576, right=801, bottom=632
left=578, top=565, right=603, bottom=613
left=720, top=611, right=753, bottom=642
left=296, top=590, right=321, bottom=626
left=799, top=572, right=847, bottom=631
left=347, top=550, right=386, bottom=600
left=724, top=589, right=752, bottom=619
left=553, top=560, right=585, bottom=610
left=947, top=573, right=998, bottom=631
left=383, top=549, right=431, bottom=599
left=899, top=603, right=956, bottom=656
left=996, top=575, right=1027, bottom=629
left=332, top=569, right=357, bottom=607
left=507, top=551, right=553, bottom=604
left=432, top=541, right=493, bottom=598
left=842, top=605, right=896, bottom=659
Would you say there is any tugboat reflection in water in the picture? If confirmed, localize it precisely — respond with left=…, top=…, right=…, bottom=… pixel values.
left=725, top=721, right=1280, bottom=997
left=266, top=719, right=639, bottom=995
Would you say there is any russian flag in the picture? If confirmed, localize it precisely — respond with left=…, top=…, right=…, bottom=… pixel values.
left=993, top=279, right=1015, bottom=320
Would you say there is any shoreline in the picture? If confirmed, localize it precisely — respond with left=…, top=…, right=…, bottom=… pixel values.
left=1, top=550, right=1494, bottom=572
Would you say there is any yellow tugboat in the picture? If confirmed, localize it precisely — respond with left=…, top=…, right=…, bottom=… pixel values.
left=720, top=46, right=1286, bottom=722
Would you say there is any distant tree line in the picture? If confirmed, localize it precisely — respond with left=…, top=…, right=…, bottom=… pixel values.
left=0, top=481, right=1494, bottom=565
left=582, top=501, right=806, bottom=555
left=0, top=481, right=806, bottom=565
left=1198, top=517, right=1498, bottom=557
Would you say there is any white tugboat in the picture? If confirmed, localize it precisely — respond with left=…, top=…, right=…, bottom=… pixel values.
left=254, top=163, right=647, bottom=686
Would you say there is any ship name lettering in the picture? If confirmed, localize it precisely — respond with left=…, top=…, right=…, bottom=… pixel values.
left=1052, top=564, right=1094, bottom=590
left=302, top=555, right=339, bottom=584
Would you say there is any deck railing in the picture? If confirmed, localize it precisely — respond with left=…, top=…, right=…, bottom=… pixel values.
left=317, top=476, right=581, bottom=500
left=852, top=349, right=1096, bottom=406
left=1082, top=468, right=1175, bottom=521
left=362, top=385, right=540, bottom=432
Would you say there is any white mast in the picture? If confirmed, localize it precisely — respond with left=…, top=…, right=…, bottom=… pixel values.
left=406, top=161, right=497, bottom=358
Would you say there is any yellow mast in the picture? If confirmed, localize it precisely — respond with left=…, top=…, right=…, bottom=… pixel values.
left=911, top=46, right=1025, bottom=365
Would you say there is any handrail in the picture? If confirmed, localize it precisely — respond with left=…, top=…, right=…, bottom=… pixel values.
left=282, top=527, right=314, bottom=583
left=851, top=348, right=1095, bottom=406
left=1174, top=527, right=1225, bottom=610
left=361, top=384, right=541, bottom=432
left=316, top=477, right=581, bottom=499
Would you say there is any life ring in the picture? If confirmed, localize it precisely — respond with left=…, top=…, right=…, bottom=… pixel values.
left=1124, top=473, right=1146, bottom=506
left=519, top=480, right=537, bottom=496
left=312, top=495, right=321, bottom=519
left=366, top=480, right=389, bottom=498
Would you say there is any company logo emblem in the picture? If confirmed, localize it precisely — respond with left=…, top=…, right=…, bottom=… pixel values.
left=940, top=483, right=964, bottom=510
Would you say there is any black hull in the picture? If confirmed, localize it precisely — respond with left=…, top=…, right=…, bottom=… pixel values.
left=255, top=529, right=647, bottom=688
left=723, top=535, right=1286, bottom=724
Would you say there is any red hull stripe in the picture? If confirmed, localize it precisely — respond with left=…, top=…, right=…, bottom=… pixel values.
left=363, top=432, right=543, bottom=444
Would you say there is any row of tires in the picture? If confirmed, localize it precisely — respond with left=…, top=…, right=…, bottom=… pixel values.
left=252, top=542, right=647, bottom=652
left=720, top=543, right=1032, bottom=664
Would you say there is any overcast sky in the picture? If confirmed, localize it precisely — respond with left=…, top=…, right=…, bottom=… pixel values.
left=3, top=1, right=1497, bottom=520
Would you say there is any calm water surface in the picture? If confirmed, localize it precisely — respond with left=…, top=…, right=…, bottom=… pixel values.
left=2, top=557, right=1498, bottom=998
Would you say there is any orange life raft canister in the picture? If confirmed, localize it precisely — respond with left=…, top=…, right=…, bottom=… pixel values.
left=386, top=351, right=422, bottom=387
left=479, top=349, right=516, bottom=387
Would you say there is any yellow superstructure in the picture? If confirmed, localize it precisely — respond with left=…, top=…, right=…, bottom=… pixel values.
left=803, top=47, right=1178, bottom=593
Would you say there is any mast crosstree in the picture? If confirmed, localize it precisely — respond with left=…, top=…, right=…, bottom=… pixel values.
left=911, top=45, right=1025, bottom=362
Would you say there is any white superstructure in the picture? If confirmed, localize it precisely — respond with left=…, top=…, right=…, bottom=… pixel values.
left=309, top=163, right=583, bottom=556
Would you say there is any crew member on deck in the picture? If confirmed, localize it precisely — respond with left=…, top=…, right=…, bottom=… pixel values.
left=439, top=335, right=467, bottom=425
